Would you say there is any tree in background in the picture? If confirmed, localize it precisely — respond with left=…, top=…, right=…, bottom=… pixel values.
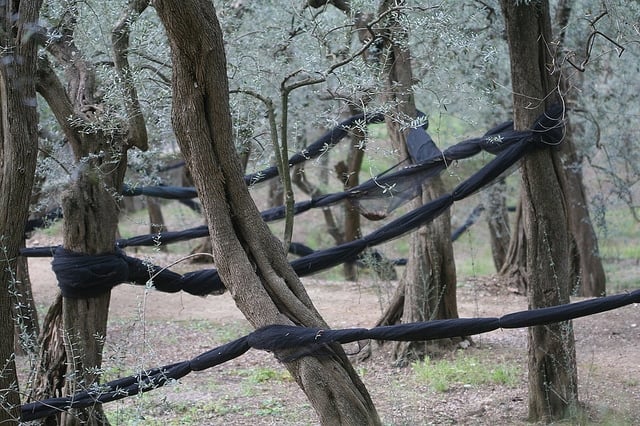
left=372, top=0, right=460, bottom=364
left=499, top=0, right=578, bottom=420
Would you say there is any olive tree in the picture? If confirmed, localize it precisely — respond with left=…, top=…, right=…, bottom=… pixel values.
left=153, top=0, right=381, bottom=424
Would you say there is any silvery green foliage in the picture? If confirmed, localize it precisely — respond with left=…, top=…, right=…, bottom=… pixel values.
left=217, top=0, right=505, bottom=175
left=218, top=0, right=377, bottom=170
left=557, top=0, right=640, bottom=220
left=35, top=0, right=175, bottom=211
left=407, top=0, right=509, bottom=140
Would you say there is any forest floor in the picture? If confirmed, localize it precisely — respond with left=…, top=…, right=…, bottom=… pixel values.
left=23, top=251, right=640, bottom=426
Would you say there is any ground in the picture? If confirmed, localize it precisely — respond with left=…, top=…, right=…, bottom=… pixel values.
left=22, top=252, right=640, bottom=426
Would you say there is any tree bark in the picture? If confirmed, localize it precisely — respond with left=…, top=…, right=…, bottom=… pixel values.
left=153, top=1, right=381, bottom=424
left=499, top=0, right=579, bottom=421
left=375, top=0, right=460, bottom=364
left=0, top=1, right=43, bottom=422
left=499, top=197, right=527, bottom=294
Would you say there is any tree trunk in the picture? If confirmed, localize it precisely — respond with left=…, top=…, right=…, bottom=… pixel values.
left=484, top=179, right=510, bottom=271
left=499, top=0, right=579, bottom=421
left=554, top=0, right=606, bottom=297
left=499, top=197, right=527, bottom=294
left=559, top=130, right=606, bottom=296
left=154, top=1, right=381, bottom=424
left=29, top=294, right=66, bottom=425
left=0, top=1, right=43, bottom=422
left=340, top=130, right=364, bottom=281
left=147, top=197, right=168, bottom=252
left=60, top=160, right=126, bottom=426
left=13, top=243, right=41, bottom=357
left=32, top=3, right=149, bottom=424
left=375, top=0, right=460, bottom=364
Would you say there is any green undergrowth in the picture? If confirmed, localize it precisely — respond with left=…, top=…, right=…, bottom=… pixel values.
left=412, top=352, right=520, bottom=393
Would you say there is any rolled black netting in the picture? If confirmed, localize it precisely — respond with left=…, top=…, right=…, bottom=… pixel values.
left=20, top=288, right=640, bottom=422
left=52, top=247, right=224, bottom=298
left=22, top=106, right=563, bottom=298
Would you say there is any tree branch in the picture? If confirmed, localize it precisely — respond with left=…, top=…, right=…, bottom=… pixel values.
left=112, top=0, right=150, bottom=151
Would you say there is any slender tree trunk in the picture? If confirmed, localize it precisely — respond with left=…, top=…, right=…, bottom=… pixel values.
left=499, top=196, right=527, bottom=294
left=500, top=0, right=579, bottom=421
left=340, top=120, right=365, bottom=281
left=375, top=0, right=460, bottom=364
left=13, top=243, right=41, bottom=357
left=484, top=179, right=510, bottom=271
left=154, top=1, right=381, bottom=424
left=147, top=197, right=168, bottom=252
left=0, top=1, right=43, bottom=422
left=559, top=130, right=606, bottom=296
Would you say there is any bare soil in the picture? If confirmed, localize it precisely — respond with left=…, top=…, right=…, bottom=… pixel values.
left=23, top=253, right=640, bottom=426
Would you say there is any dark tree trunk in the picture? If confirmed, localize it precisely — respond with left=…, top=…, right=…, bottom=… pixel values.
left=340, top=108, right=366, bottom=281
left=29, top=294, right=66, bottom=424
left=0, top=1, right=43, bottom=422
left=375, top=0, right=460, bottom=364
left=154, top=1, right=381, bottom=424
left=499, top=0, right=579, bottom=421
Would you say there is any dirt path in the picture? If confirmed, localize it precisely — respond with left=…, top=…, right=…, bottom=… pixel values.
left=24, top=255, right=640, bottom=425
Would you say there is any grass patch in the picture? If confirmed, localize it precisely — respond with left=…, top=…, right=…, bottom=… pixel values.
left=412, top=353, right=520, bottom=392
left=237, top=366, right=292, bottom=384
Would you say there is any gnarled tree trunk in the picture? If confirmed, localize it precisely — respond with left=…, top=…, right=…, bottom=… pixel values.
left=154, top=1, right=380, bottom=424
left=31, top=2, right=149, bottom=424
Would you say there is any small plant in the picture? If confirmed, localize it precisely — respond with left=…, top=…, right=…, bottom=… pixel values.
left=240, top=367, right=292, bottom=384
left=412, top=353, right=520, bottom=392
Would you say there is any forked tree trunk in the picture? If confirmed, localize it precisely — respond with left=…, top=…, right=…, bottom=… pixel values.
left=31, top=3, right=149, bottom=424
left=0, top=2, right=43, bottom=421
left=375, top=0, right=460, bottom=364
left=500, top=0, right=579, bottom=421
left=154, top=1, right=381, bottom=424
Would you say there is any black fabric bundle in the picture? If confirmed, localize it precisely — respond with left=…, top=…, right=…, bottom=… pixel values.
left=53, top=247, right=224, bottom=298
left=20, top=287, right=640, bottom=422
